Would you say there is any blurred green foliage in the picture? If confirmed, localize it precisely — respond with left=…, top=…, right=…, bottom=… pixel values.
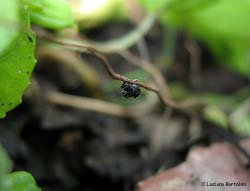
left=139, top=0, right=250, bottom=76
left=169, top=83, right=250, bottom=135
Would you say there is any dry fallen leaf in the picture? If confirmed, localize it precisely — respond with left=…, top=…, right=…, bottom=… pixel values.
left=137, top=139, right=250, bottom=191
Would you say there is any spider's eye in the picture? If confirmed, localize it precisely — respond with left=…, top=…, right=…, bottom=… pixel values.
left=121, top=81, right=141, bottom=98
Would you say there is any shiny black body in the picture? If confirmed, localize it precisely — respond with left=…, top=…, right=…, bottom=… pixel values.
left=121, top=81, right=141, bottom=98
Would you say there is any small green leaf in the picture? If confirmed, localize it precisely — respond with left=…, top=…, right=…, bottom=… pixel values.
left=203, top=105, right=228, bottom=129
left=0, top=171, right=41, bottom=191
left=230, top=99, right=250, bottom=135
left=0, top=0, right=36, bottom=118
left=29, top=0, right=74, bottom=30
left=231, top=114, right=250, bottom=135
left=0, top=144, right=13, bottom=176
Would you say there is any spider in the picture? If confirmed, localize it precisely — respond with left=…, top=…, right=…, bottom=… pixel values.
left=121, top=80, right=141, bottom=98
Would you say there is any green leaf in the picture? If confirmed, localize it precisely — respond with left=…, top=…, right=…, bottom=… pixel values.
left=231, top=114, right=250, bottom=135
left=29, top=0, right=74, bottom=30
left=0, top=171, right=41, bottom=191
left=0, top=0, right=19, bottom=56
left=0, top=0, right=36, bottom=118
left=0, top=144, right=12, bottom=176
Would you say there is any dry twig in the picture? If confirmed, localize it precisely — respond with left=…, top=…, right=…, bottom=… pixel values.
left=46, top=90, right=150, bottom=118
left=26, top=77, right=158, bottom=118
left=119, top=50, right=170, bottom=98
left=36, top=29, right=205, bottom=111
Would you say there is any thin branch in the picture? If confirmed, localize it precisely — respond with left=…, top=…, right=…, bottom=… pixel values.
left=46, top=90, right=141, bottom=118
left=36, top=30, right=205, bottom=111
left=26, top=77, right=159, bottom=118
left=119, top=50, right=170, bottom=97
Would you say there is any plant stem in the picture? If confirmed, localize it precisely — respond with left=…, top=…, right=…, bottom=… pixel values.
left=36, top=29, right=205, bottom=111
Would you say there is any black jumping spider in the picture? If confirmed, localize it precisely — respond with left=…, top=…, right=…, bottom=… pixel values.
left=121, top=80, right=141, bottom=98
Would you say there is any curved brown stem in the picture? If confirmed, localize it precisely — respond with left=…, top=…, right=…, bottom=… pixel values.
left=36, top=29, right=205, bottom=111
